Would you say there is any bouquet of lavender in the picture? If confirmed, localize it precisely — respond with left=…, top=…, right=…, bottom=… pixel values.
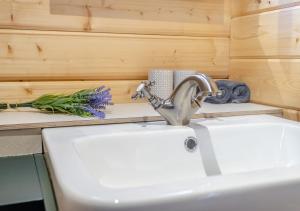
left=0, top=86, right=112, bottom=119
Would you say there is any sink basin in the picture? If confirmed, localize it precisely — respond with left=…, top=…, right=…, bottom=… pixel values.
left=201, top=120, right=300, bottom=175
left=74, top=127, right=205, bottom=189
left=43, top=115, right=300, bottom=211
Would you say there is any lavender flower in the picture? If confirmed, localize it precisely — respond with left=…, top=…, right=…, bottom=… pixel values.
left=88, top=86, right=112, bottom=110
left=81, top=86, right=113, bottom=118
left=83, top=105, right=106, bottom=119
left=0, top=86, right=113, bottom=119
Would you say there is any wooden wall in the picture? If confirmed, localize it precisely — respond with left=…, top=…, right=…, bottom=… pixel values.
left=230, top=0, right=300, bottom=121
left=0, top=0, right=230, bottom=104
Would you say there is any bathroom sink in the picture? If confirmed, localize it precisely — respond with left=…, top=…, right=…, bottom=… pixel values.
left=43, top=115, right=300, bottom=211
left=43, top=123, right=207, bottom=211
left=196, top=117, right=300, bottom=175
left=73, top=127, right=205, bottom=189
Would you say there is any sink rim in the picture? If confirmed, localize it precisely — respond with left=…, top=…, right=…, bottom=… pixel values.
left=43, top=114, right=300, bottom=207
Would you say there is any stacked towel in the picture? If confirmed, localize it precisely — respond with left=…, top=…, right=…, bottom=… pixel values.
left=205, top=80, right=250, bottom=104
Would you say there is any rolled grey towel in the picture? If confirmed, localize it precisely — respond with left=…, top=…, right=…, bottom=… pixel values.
left=230, top=83, right=251, bottom=103
left=205, top=80, right=250, bottom=104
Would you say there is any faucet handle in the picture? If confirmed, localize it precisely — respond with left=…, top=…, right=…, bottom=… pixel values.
left=144, top=80, right=155, bottom=88
left=131, top=84, right=145, bottom=100
left=131, top=92, right=144, bottom=100
left=131, top=81, right=154, bottom=100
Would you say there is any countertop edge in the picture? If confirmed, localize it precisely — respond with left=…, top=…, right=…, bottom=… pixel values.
left=0, top=108, right=282, bottom=131
left=0, top=104, right=283, bottom=157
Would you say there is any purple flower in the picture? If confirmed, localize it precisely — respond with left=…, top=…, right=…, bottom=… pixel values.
left=84, top=86, right=113, bottom=119
left=89, top=89, right=111, bottom=107
left=84, top=105, right=106, bottom=119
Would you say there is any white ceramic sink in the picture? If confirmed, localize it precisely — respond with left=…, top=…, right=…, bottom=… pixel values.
left=74, top=127, right=205, bottom=189
left=203, top=120, right=300, bottom=175
left=43, top=115, right=300, bottom=211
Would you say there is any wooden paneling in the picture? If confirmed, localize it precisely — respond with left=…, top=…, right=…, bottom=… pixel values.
left=0, top=0, right=231, bottom=36
left=0, top=29, right=229, bottom=81
left=230, top=59, right=300, bottom=109
left=0, top=79, right=225, bottom=104
left=51, top=0, right=225, bottom=24
left=231, top=6, right=300, bottom=58
left=283, top=109, right=300, bottom=121
left=0, top=81, right=142, bottom=104
left=0, top=0, right=230, bottom=104
left=230, top=3, right=300, bottom=110
left=232, top=0, right=300, bottom=17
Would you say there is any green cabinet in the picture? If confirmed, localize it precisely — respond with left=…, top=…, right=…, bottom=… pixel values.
left=0, top=154, right=57, bottom=211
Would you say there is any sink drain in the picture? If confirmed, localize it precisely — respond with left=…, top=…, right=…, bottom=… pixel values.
left=184, top=137, right=198, bottom=152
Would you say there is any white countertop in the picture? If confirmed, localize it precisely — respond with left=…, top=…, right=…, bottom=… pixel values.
left=0, top=103, right=282, bottom=131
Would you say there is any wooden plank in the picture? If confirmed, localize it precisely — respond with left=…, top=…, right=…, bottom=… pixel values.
left=283, top=109, right=299, bottom=121
left=232, top=0, right=300, bottom=17
left=231, top=1, right=243, bottom=17
left=231, top=6, right=300, bottom=58
left=230, top=59, right=300, bottom=110
left=0, top=80, right=142, bottom=104
left=0, top=103, right=282, bottom=131
left=51, top=0, right=225, bottom=24
left=0, top=29, right=229, bottom=81
left=0, top=129, right=42, bottom=157
left=0, top=0, right=230, bottom=36
left=0, top=79, right=225, bottom=104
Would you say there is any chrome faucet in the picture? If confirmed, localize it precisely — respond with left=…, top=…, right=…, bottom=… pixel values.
left=131, top=73, right=220, bottom=126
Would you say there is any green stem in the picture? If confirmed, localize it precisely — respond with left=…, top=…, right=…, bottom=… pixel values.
left=8, top=102, right=33, bottom=109
left=12, top=102, right=32, bottom=108
left=0, top=102, right=34, bottom=111
left=0, top=104, right=8, bottom=110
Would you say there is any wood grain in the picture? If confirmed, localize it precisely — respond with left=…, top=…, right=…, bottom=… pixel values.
left=0, top=29, right=229, bottom=81
left=0, top=0, right=230, bottom=36
left=0, top=80, right=142, bottom=104
left=230, top=59, right=300, bottom=110
left=0, top=79, right=225, bottom=104
left=231, top=6, right=300, bottom=58
left=283, top=109, right=300, bottom=121
left=230, top=3, right=300, bottom=111
left=51, top=0, right=225, bottom=24
left=0, top=0, right=230, bottom=105
left=232, top=0, right=300, bottom=17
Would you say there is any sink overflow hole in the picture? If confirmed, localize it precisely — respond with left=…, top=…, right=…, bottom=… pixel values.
left=184, top=137, right=198, bottom=152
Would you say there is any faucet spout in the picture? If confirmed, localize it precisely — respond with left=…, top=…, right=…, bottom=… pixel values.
left=132, top=73, right=220, bottom=126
